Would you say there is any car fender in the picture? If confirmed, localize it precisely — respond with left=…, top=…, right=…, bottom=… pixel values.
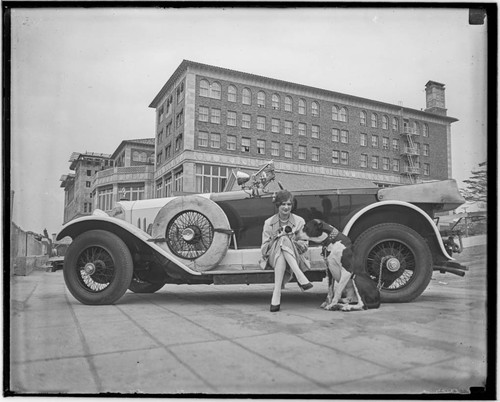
left=56, top=215, right=202, bottom=276
left=342, top=200, right=454, bottom=260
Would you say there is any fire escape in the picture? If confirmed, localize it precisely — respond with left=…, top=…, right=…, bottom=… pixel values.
left=400, top=119, right=420, bottom=184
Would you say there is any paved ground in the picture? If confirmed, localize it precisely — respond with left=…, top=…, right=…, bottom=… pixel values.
left=9, top=243, right=488, bottom=395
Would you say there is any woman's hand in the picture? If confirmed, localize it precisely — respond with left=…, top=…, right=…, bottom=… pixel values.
left=294, top=240, right=308, bottom=254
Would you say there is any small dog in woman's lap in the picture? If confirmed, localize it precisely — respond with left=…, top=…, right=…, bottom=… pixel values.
left=300, top=219, right=380, bottom=311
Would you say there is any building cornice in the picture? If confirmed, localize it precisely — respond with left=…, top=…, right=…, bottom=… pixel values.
left=149, top=60, right=458, bottom=124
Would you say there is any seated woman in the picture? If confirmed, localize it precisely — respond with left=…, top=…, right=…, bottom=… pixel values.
left=260, top=190, right=313, bottom=312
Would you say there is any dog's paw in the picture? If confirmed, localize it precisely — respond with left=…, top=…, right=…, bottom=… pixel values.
left=340, top=304, right=352, bottom=312
left=320, top=302, right=328, bottom=309
left=325, top=303, right=342, bottom=311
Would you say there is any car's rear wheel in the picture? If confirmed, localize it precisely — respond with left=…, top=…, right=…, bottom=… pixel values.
left=353, top=223, right=432, bottom=303
left=128, top=276, right=166, bottom=293
left=63, top=230, right=133, bottom=305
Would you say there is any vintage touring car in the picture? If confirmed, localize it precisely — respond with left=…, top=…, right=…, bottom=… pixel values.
left=56, top=162, right=467, bottom=305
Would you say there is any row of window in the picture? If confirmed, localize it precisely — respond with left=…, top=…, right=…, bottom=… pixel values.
left=155, top=170, right=184, bottom=198
left=156, top=134, right=183, bottom=165
left=196, top=79, right=430, bottom=135
left=157, top=82, right=185, bottom=121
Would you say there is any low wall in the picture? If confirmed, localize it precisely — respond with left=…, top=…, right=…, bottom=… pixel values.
left=12, top=255, right=49, bottom=276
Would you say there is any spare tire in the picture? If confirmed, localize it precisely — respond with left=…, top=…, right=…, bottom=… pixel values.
left=151, top=195, right=231, bottom=271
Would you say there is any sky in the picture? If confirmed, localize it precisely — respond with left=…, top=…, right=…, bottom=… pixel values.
left=9, top=7, right=488, bottom=236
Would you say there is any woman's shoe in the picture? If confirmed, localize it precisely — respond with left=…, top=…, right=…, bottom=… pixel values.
left=270, top=304, right=280, bottom=312
left=299, top=282, right=313, bottom=291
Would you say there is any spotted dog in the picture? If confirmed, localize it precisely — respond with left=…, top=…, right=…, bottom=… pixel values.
left=301, top=219, right=380, bottom=311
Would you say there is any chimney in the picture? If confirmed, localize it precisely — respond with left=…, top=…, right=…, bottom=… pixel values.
left=425, top=81, right=447, bottom=116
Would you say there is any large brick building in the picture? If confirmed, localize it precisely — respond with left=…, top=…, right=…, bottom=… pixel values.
left=150, top=60, right=458, bottom=197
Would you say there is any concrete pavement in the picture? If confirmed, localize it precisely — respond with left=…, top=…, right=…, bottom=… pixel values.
left=8, top=243, right=488, bottom=395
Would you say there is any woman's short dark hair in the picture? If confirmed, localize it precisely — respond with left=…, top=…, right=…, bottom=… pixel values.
left=274, top=190, right=294, bottom=206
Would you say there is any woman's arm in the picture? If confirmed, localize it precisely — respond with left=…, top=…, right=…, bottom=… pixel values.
left=261, top=218, right=276, bottom=256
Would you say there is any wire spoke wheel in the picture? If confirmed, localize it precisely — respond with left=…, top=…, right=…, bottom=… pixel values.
left=75, top=246, right=115, bottom=292
left=166, top=210, right=214, bottom=259
left=353, top=223, right=432, bottom=303
left=367, top=240, right=416, bottom=290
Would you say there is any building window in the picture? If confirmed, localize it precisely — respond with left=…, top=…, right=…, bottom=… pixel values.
left=241, top=138, right=250, bottom=153
left=312, top=125, right=320, bottom=139
left=199, top=106, right=209, bottom=122
left=360, top=154, right=368, bottom=168
left=285, top=96, right=292, bottom=112
left=332, top=106, right=339, bottom=121
left=298, top=145, right=307, bottom=160
left=423, top=163, right=430, bottom=176
left=392, top=139, right=399, bottom=151
left=211, top=109, right=221, bottom=124
left=311, top=101, right=319, bottom=117
left=166, top=122, right=172, bottom=137
left=339, top=107, right=347, bottom=122
left=382, top=115, right=389, bottom=130
left=210, top=82, right=221, bottom=100
left=392, top=159, right=400, bottom=172
left=371, top=113, right=378, bottom=128
left=86, top=181, right=91, bottom=188
left=257, top=91, right=266, bottom=108
left=176, top=81, right=185, bottom=103
left=175, top=134, right=183, bottom=151
left=195, top=164, right=228, bottom=193
left=393, top=117, right=399, bottom=131
left=340, top=130, right=348, bottom=144
left=371, top=156, right=379, bottom=169
left=176, top=110, right=184, bottom=128
left=242, top=88, right=251, bottom=105
left=298, top=123, right=306, bottom=136
left=423, top=144, right=429, bottom=156
left=156, top=180, right=163, bottom=198
left=165, top=176, right=172, bottom=197
left=284, top=120, right=293, bottom=135
left=120, top=184, right=145, bottom=201
left=284, top=143, right=293, bottom=158
left=199, top=79, right=209, bottom=97
left=271, top=118, right=280, bottom=133
left=360, top=133, right=367, bottom=146
left=227, top=111, right=237, bottom=126
left=272, top=94, right=280, bottom=110
left=311, top=147, right=320, bottom=161
left=242, top=113, right=251, bottom=128
left=87, top=170, right=92, bottom=176
left=332, top=150, right=340, bottom=164
left=413, top=121, right=419, bottom=135
left=97, top=187, right=113, bottom=211
left=228, top=85, right=237, bottom=102
left=257, top=139, right=266, bottom=155
left=174, top=170, right=183, bottom=192
left=371, top=135, right=379, bottom=148
left=340, top=151, right=349, bottom=165
left=198, top=131, right=208, bottom=147
left=382, top=157, right=390, bottom=171
left=227, top=135, right=236, bottom=151
left=257, top=116, right=266, bottom=131
left=332, top=128, right=339, bottom=142
left=298, top=99, right=306, bottom=115
left=423, top=123, right=429, bottom=137
left=210, top=133, right=221, bottom=149
left=158, top=105, right=164, bottom=122
left=165, top=144, right=171, bottom=159
left=382, top=137, right=389, bottom=150
left=360, top=111, right=367, bottom=126
left=271, top=141, right=279, bottom=156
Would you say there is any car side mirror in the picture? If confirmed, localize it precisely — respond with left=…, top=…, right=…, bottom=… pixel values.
left=236, top=171, right=250, bottom=186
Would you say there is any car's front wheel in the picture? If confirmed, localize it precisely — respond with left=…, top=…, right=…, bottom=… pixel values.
left=353, top=223, right=433, bottom=303
left=63, top=230, right=133, bottom=305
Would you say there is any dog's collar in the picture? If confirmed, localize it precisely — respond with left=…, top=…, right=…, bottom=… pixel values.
left=320, top=228, right=340, bottom=257
left=321, top=228, right=340, bottom=247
